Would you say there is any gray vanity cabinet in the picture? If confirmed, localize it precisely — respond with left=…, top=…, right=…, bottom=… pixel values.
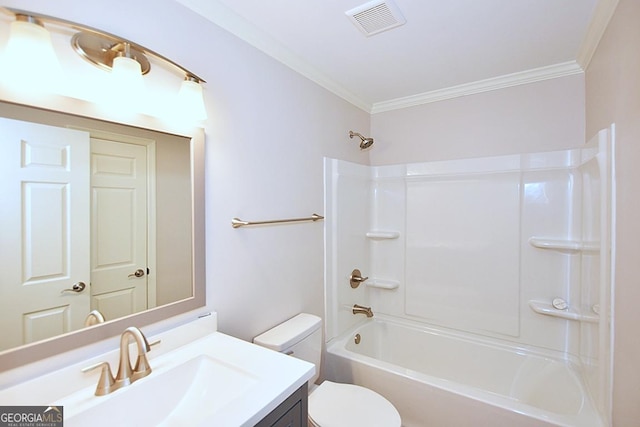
left=255, top=383, right=308, bottom=427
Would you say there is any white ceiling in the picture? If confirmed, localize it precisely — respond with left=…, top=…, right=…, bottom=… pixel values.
left=175, top=0, right=600, bottom=113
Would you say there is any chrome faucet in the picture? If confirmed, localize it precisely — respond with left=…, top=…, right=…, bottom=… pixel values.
left=82, top=326, right=153, bottom=396
left=352, top=304, right=374, bottom=318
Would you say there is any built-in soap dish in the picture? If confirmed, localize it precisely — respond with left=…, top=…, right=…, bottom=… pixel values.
left=528, top=300, right=598, bottom=323
left=366, top=279, right=399, bottom=290
left=366, top=230, right=400, bottom=240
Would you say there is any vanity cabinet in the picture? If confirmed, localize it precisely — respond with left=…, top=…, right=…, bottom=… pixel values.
left=255, top=383, right=308, bottom=427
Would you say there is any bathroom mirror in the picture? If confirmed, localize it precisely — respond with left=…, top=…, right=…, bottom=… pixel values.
left=0, top=99, right=206, bottom=369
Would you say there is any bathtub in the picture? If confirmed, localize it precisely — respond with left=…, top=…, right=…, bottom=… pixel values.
left=324, top=316, right=605, bottom=427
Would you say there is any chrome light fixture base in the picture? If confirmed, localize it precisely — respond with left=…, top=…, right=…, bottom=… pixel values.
left=71, top=32, right=150, bottom=74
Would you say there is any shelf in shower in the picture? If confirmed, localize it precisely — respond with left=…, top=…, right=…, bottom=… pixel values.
left=366, top=279, right=399, bottom=290
left=528, top=237, right=600, bottom=253
left=528, top=300, right=599, bottom=323
left=366, top=230, right=400, bottom=240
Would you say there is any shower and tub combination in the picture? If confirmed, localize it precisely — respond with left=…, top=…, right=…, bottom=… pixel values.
left=323, top=127, right=614, bottom=426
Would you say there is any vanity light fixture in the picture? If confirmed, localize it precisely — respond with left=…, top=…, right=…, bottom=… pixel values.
left=70, top=32, right=151, bottom=75
left=109, top=43, right=146, bottom=105
left=0, top=7, right=207, bottom=120
left=71, top=32, right=149, bottom=112
left=1, top=14, right=62, bottom=94
left=176, top=75, right=208, bottom=121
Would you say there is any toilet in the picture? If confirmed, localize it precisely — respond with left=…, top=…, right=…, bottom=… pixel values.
left=253, top=313, right=401, bottom=427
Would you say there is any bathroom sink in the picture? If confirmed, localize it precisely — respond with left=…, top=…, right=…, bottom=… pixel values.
left=62, top=354, right=258, bottom=426
left=0, top=316, right=315, bottom=427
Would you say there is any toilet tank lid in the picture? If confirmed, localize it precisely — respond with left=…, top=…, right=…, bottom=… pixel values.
left=253, top=313, right=321, bottom=351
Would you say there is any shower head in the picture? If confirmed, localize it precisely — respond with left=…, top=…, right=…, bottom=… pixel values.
left=349, top=131, right=374, bottom=150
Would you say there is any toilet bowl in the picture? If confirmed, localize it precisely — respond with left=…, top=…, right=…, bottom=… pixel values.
left=253, top=313, right=401, bottom=427
left=308, top=380, right=400, bottom=427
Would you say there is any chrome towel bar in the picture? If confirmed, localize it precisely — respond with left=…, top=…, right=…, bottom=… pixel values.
left=231, top=213, right=324, bottom=228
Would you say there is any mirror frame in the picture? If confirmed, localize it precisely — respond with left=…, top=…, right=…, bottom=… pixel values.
left=0, top=94, right=206, bottom=371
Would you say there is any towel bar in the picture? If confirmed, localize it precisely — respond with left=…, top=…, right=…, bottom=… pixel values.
left=231, top=213, right=324, bottom=228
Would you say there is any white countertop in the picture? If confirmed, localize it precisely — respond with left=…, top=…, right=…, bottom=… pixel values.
left=0, top=314, right=315, bottom=427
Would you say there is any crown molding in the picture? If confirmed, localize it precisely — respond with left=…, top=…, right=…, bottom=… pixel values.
left=576, top=0, right=619, bottom=69
left=370, top=61, right=584, bottom=114
left=175, top=0, right=372, bottom=112
left=178, top=0, right=604, bottom=115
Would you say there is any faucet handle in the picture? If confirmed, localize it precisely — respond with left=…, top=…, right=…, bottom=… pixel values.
left=82, top=361, right=116, bottom=396
left=350, top=269, right=369, bottom=288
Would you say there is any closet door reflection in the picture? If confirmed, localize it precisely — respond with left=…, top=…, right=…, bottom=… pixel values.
left=0, top=118, right=91, bottom=350
left=90, top=138, right=149, bottom=320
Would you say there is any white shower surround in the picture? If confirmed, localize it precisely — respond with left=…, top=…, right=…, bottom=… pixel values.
left=323, top=127, right=614, bottom=425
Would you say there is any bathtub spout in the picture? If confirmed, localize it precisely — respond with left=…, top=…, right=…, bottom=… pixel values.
left=353, top=304, right=374, bottom=318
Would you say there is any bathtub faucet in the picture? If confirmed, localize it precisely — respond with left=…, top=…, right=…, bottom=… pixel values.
left=352, top=304, right=374, bottom=318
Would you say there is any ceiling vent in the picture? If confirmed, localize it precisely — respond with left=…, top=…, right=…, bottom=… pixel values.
left=346, top=0, right=406, bottom=37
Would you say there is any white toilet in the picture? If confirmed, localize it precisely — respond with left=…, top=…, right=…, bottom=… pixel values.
left=253, top=313, right=401, bottom=427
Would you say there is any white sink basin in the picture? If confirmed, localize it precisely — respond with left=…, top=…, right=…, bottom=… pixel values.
left=0, top=317, right=315, bottom=427
left=64, top=354, right=258, bottom=426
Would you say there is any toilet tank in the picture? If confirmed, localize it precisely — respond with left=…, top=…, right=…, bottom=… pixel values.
left=253, top=313, right=322, bottom=385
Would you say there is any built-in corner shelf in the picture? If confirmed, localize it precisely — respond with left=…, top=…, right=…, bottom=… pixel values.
left=366, top=230, right=400, bottom=240
left=366, top=279, right=399, bottom=290
left=528, top=300, right=599, bottom=323
left=528, top=237, right=600, bottom=253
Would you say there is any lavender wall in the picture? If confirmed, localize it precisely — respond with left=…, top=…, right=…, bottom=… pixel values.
left=585, top=0, right=640, bottom=424
left=370, top=74, right=585, bottom=165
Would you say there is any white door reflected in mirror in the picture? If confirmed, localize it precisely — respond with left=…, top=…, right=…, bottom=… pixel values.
left=0, top=112, right=194, bottom=353
left=0, top=118, right=91, bottom=348
left=89, top=139, right=150, bottom=320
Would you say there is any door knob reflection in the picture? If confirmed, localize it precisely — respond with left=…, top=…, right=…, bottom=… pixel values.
left=128, top=269, right=145, bottom=278
left=61, top=281, right=86, bottom=294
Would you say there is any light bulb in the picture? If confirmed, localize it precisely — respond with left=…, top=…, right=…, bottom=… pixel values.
left=111, top=56, right=144, bottom=98
left=0, top=18, right=63, bottom=96
left=108, top=55, right=145, bottom=113
left=176, top=78, right=207, bottom=121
